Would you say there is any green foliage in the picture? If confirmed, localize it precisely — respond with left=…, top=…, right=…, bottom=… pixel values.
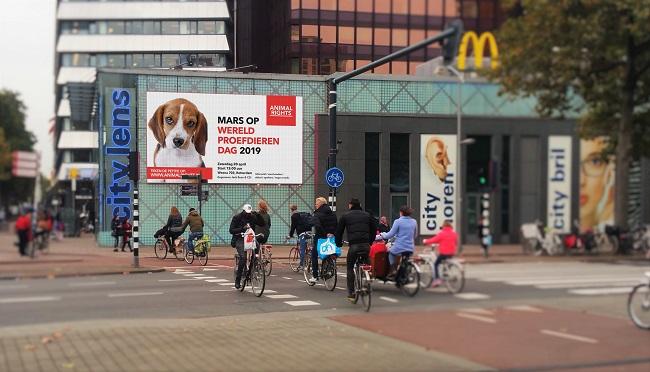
left=489, top=0, right=650, bottom=157
left=0, top=128, right=11, bottom=181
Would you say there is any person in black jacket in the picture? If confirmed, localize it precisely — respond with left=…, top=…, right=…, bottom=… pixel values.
left=229, top=204, right=264, bottom=289
left=310, top=197, right=338, bottom=283
left=287, top=204, right=312, bottom=270
left=335, top=198, right=377, bottom=300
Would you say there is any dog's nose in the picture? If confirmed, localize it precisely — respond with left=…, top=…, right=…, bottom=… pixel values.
left=173, top=137, right=184, bottom=148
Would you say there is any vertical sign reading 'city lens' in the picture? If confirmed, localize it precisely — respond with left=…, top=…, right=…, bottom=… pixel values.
left=547, top=136, right=572, bottom=233
left=145, top=92, right=303, bottom=184
left=103, top=88, right=135, bottom=224
left=420, top=135, right=457, bottom=235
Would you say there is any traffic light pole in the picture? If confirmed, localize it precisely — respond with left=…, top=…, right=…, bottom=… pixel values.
left=447, top=65, right=465, bottom=253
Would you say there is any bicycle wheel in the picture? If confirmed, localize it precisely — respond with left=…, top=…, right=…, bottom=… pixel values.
left=628, top=284, right=650, bottom=329
left=417, top=260, right=433, bottom=288
left=322, top=256, right=337, bottom=291
left=351, top=266, right=361, bottom=305
left=360, top=269, right=372, bottom=312
left=289, top=247, right=300, bottom=272
left=233, top=254, right=239, bottom=281
left=198, top=247, right=208, bottom=266
left=174, top=242, right=185, bottom=261
left=184, top=249, right=194, bottom=264
left=399, top=262, right=420, bottom=297
left=154, top=239, right=168, bottom=260
left=303, top=252, right=316, bottom=286
left=41, top=238, right=50, bottom=255
left=443, top=262, right=465, bottom=294
left=263, top=247, right=272, bottom=276
left=251, top=256, right=266, bottom=297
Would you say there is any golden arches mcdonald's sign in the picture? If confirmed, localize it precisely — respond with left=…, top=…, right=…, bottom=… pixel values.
left=457, top=31, right=499, bottom=71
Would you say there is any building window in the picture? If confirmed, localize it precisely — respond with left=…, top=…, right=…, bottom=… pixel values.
left=365, top=133, right=380, bottom=217
left=106, top=21, right=125, bottom=34
left=162, top=21, right=180, bottom=34
left=501, top=135, right=510, bottom=234
left=302, top=0, right=318, bottom=9
left=390, top=134, right=410, bottom=193
left=179, top=21, right=191, bottom=34
left=339, top=0, right=355, bottom=11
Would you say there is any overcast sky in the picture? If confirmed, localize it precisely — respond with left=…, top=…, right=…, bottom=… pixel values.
left=0, top=1, right=56, bottom=176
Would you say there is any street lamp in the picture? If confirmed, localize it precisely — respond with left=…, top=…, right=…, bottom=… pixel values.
left=446, top=65, right=466, bottom=253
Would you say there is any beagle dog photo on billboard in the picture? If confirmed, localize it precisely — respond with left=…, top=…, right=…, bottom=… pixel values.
left=145, top=92, right=303, bottom=184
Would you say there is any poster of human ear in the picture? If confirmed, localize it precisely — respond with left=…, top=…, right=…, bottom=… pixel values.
left=420, top=135, right=457, bottom=235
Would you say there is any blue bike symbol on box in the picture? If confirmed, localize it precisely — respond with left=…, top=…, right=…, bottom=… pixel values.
left=325, top=167, right=344, bottom=188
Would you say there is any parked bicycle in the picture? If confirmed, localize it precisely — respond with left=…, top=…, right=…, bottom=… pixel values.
left=628, top=271, right=650, bottom=330
left=415, top=246, right=465, bottom=293
left=260, top=244, right=273, bottom=276
left=350, top=255, right=372, bottom=312
left=185, top=235, right=211, bottom=266
left=303, top=240, right=337, bottom=291
left=233, top=232, right=266, bottom=297
left=520, top=221, right=563, bottom=256
left=287, top=231, right=313, bottom=272
left=31, top=230, right=50, bottom=257
left=153, top=235, right=185, bottom=261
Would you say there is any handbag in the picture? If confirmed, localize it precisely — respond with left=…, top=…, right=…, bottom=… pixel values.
left=317, top=236, right=341, bottom=260
left=243, top=228, right=256, bottom=251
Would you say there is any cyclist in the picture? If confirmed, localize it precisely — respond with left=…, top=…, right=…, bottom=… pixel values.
left=181, top=208, right=204, bottom=254
left=229, top=204, right=264, bottom=289
left=422, top=219, right=458, bottom=287
left=255, top=200, right=271, bottom=245
left=163, top=206, right=183, bottom=252
left=377, top=205, right=417, bottom=280
left=287, top=204, right=313, bottom=270
left=335, top=198, right=377, bottom=302
left=310, top=197, right=338, bottom=284
left=14, top=208, right=33, bottom=256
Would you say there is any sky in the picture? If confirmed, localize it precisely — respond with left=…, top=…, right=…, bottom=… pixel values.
left=0, top=1, right=56, bottom=176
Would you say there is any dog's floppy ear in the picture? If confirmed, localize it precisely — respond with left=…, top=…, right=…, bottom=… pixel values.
left=194, top=112, right=208, bottom=156
left=148, top=104, right=166, bottom=146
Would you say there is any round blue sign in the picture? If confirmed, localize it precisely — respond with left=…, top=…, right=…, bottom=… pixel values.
left=325, top=167, right=344, bottom=188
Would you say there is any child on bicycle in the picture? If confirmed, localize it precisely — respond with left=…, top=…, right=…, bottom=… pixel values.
left=422, top=219, right=457, bottom=287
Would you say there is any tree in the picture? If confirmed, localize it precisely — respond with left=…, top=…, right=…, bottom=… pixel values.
left=489, top=0, right=650, bottom=228
left=0, top=90, right=37, bottom=212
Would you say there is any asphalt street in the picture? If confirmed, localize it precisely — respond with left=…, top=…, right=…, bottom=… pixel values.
left=1, top=259, right=648, bottom=327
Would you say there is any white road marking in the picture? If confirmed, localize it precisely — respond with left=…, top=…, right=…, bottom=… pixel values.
left=202, top=268, right=220, bottom=271
left=265, top=294, right=298, bottom=299
left=69, top=281, right=116, bottom=287
left=379, top=296, right=399, bottom=303
left=454, top=292, right=491, bottom=300
left=282, top=277, right=293, bottom=280
left=536, top=282, right=637, bottom=289
left=456, top=312, right=497, bottom=324
left=183, top=274, right=207, bottom=277
left=107, top=292, right=164, bottom=298
left=270, top=275, right=277, bottom=277
left=0, top=296, right=61, bottom=304
left=506, top=277, right=641, bottom=286
left=335, top=287, right=346, bottom=291
left=205, top=279, right=229, bottom=283
left=210, top=289, right=234, bottom=292
left=460, top=308, right=493, bottom=315
left=540, top=329, right=598, bottom=344
left=263, top=290, right=277, bottom=294
left=284, top=300, right=320, bottom=306
left=158, top=278, right=200, bottom=282
left=504, top=305, right=543, bottom=313
left=298, top=280, right=307, bottom=283
left=219, top=283, right=236, bottom=286
left=198, top=276, right=217, bottom=280
left=337, top=274, right=347, bottom=278
left=0, top=284, right=29, bottom=290
left=568, top=287, right=633, bottom=296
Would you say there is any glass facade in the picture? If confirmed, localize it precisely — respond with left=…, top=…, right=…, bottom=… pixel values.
left=61, top=53, right=226, bottom=68
left=61, top=20, right=226, bottom=35
left=365, top=133, right=380, bottom=216
left=280, top=0, right=504, bottom=75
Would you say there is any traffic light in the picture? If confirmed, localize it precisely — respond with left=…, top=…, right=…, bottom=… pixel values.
left=442, top=20, right=464, bottom=65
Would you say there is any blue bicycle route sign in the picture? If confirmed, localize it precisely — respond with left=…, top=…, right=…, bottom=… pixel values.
left=325, top=167, right=344, bottom=188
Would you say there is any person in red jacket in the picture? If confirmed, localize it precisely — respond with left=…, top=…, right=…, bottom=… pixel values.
left=15, top=209, right=33, bottom=256
left=422, top=219, right=458, bottom=287
left=116, top=217, right=133, bottom=252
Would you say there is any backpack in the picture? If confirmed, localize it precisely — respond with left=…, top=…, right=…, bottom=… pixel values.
left=296, top=212, right=313, bottom=232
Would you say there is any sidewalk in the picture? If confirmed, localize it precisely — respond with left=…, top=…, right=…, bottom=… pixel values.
left=0, top=311, right=488, bottom=372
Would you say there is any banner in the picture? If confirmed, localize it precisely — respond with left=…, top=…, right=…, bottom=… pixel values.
left=146, top=92, right=303, bottom=184
left=547, top=136, right=572, bottom=233
left=579, top=138, right=614, bottom=231
left=420, top=135, right=457, bottom=235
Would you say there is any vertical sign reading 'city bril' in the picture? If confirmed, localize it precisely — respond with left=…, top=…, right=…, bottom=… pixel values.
left=420, top=135, right=457, bottom=235
left=103, top=88, right=135, bottom=225
left=547, top=136, right=572, bottom=233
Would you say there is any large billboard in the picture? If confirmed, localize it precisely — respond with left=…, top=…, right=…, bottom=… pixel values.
left=420, top=134, right=457, bottom=235
left=146, top=92, right=303, bottom=184
left=547, top=136, right=572, bottom=233
left=580, top=138, right=614, bottom=231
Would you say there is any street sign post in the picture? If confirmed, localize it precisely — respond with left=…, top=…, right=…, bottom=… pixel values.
left=11, top=151, right=40, bottom=179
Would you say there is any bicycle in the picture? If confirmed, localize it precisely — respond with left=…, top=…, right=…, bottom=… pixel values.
left=350, top=255, right=372, bottom=312
left=260, top=244, right=273, bottom=276
left=303, top=237, right=337, bottom=291
left=32, top=230, right=50, bottom=257
left=185, top=235, right=211, bottom=266
left=628, top=271, right=650, bottom=330
left=415, top=246, right=465, bottom=293
left=369, top=240, right=420, bottom=297
left=287, top=231, right=313, bottom=272
left=233, top=232, right=266, bottom=297
left=153, top=235, right=185, bottom=261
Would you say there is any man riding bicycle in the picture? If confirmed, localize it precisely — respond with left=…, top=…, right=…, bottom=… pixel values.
left=422, top=219, right=457, bottom=287
left=181, top=208, right=204, bottom=254
left=287, top=204, right=313, bottom=270
left=311, top=197, right=337, bottom=284
left=335, top=198, right=377, bottom=302
left=229, top=204, right=264, bottom=289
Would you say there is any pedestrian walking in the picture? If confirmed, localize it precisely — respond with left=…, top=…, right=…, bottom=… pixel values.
left=117, top=217, right=133, bottom=252
left=229, top=204, right=264, bottom=289
left=310, top=197, right=338, bottom=283
left=255, top=200, right=271, bottom=245
left=111, top=215, right=121, bottom=248
left=14, top=208, right=32, bottom=256
left=335, top=198, right=377, bottom=301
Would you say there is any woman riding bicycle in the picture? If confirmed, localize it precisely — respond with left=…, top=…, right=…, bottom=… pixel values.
left=377, top=206, right=417, bottom=280
left=422, top=219, right=458, bottom=287
left=163, top=206, right=183, bottom=252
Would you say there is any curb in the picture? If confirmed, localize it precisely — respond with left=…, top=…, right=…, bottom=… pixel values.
left=0, top=267, right=166, bottom=281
